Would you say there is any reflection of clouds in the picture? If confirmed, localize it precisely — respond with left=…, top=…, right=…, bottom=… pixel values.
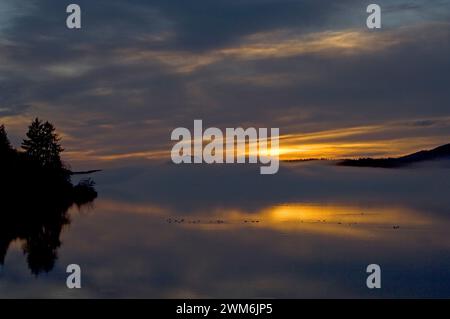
left=1, top=163, right=450, bottom=297
left=91, top=162, right=450, bottom=230
left=93, top=199, right=434, bottom=239
left=4, top=196, right=448, bottom=298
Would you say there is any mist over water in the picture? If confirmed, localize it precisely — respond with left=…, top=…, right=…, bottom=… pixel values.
left=1, top=161, right=450, bottom=298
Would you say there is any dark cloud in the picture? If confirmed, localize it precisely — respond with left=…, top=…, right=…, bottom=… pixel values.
left=0, top=104, right=30, bottom=116
left=0, top=0, right=449, bottom=163
left=411, top=120, right=438, bottom=127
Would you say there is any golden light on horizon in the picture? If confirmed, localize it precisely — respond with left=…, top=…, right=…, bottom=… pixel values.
left=61, top=134, right=449, bottom=166
left=4, top=115, right=449, bottom=166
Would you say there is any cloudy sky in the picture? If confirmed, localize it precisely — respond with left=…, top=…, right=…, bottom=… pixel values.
left=1, top=0, right=450, bottom=168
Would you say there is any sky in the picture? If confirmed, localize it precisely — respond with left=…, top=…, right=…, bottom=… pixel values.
left=1, top=0, right=450, bottom=168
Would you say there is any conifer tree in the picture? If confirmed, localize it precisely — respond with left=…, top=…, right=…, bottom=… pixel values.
left=22, top=118, right=64, bottom=169
left=0, top=125, right=12, bottom=150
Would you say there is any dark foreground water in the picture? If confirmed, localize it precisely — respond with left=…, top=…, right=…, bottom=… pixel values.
left=1, top=161, right=450, bottom=298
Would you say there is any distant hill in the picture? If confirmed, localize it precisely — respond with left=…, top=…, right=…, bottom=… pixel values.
left=338, top=143, right=450, bottom=168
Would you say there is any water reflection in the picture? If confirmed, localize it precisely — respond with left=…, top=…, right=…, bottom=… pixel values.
left=97, top=200, right=432, bottom=237
left=174, top=203, right=432, bottom=237
left=0, top=188, right=97, bottom=275
left=1, top=162, right=450, bottom=298
left=55, top=198, right=450, bottom=298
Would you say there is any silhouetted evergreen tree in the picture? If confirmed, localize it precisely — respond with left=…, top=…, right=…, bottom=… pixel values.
left=0, top=120, right=98, bottom=275
left=0, top=124, right=15, bottom=165
left=22, top=118, right=64, bottom=169
left=0, top=124, right=12, bottom=153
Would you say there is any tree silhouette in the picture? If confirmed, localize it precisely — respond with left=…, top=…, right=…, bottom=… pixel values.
left=0, top=119, right=98, bottom=275
left=0, top=124, right=15, bottom=166
left=0, top=124, right=12, bottom=154
left=22, top=118, right=64, bottom=169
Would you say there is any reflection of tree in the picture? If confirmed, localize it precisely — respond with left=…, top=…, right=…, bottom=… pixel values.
left=0, top=120, right=98, bottom=275
left=23, top=213, right=67, bottom=275
left=0, top=191, right=95, bottom=275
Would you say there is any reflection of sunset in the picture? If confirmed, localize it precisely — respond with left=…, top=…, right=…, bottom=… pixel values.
left=217, top=204, right=432, bottom=237
left=92, top=200, right=433, bottom=239
left=259, top=203, right=429, bottom=226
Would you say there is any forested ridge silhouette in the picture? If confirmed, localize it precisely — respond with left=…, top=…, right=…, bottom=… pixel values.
left=338, top=143, right=450, bottom=168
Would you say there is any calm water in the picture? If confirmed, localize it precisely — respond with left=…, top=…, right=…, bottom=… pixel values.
left=1, top=161, right=450, bottom=298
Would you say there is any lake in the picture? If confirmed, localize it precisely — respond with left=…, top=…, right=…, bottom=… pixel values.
left=1, top=161, right=450, bottom=298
